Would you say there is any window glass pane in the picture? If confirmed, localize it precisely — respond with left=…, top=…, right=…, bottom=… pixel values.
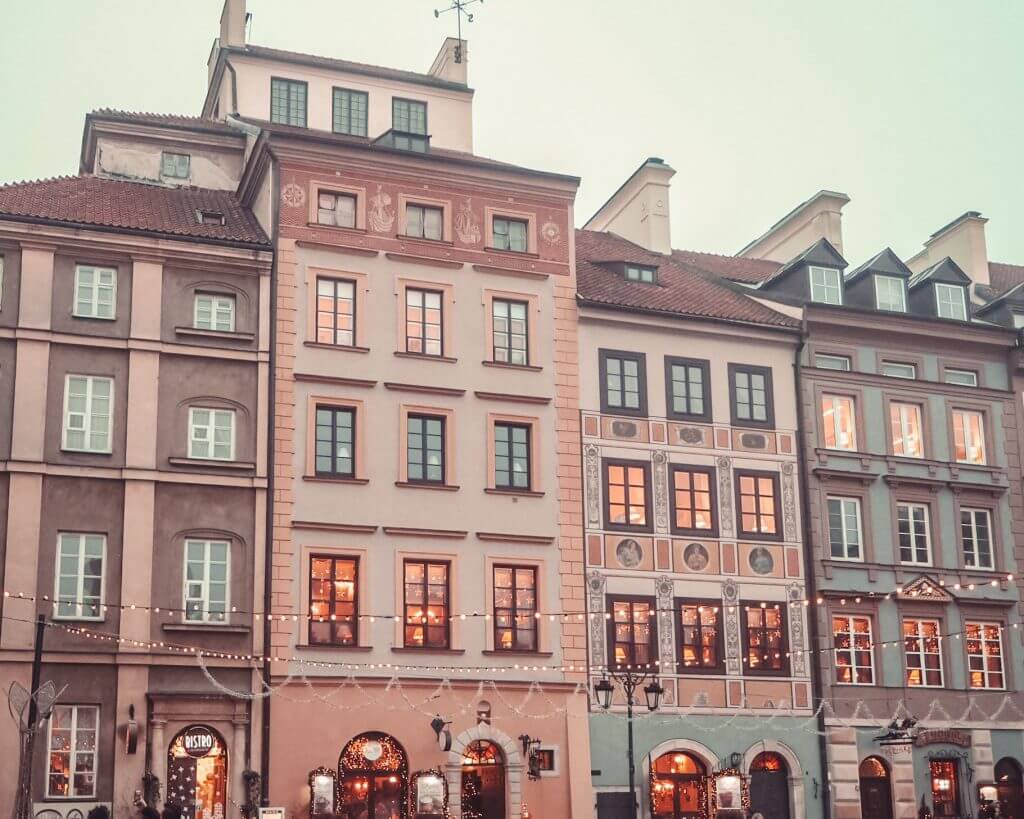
left=737, top=472, right=778, bottom=536
left=408, top=415, right=444, bottom=483
left=63, top=375, right=113, bottom=453
left=904, top=619, right=943, bottom=687
left=493, top=565, right=537, bottom=651
left=406, top=288, right=443, bottom=356
left=672, top=467, right=714, bottom=532
left=744, top=604, right=786, bottom=672
left=874, top=275, right=906, bottom=311
left=827, top=497, right=862, bottom=560
left=944, top=369, right=978, bottom=387
left=889, top=402, right=923, bottom=457
left=679, top=602, right=720, bottom=669
left=73, top=265, right=117, bottom=319
left=309, top=556, right=359, bottom=645
left=333, top=88, right=368, bottom=136
left=833, top=615, right=874, bottom=684
left=732, top=367, right=770, bottom=425
left=404, top=560, right=448, bottom=647
left=669, top=361, right=706, bottom=417
left=606, top=462, right=648, bottom=528
left=953, top=409, right=986, bottom=464
left=961, top=508, right=993, bottom=569
left=814, top=354, right=851, bottom=371
left=821, top=394, right=856, bottom=450
left=935, top=283, right=967, bottom=320
left=809, top=266, right=842, bottom=305
left=881, top=362, right=916, bottom=379
left=897, top=503, right=931, bottom=564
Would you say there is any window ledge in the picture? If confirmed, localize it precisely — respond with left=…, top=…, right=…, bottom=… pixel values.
left=482, top=360, right=543, bottom=373
left=397, top=234, right=455, bottom=247
left=392, top=647, right=465, bottom=655
left=394, top=351, right=457, bottom=364
left=484, top=246, right=540, bottom=260
left=175, top=326, right=255, bottom=343
left=60, top=447, right=113, bottom=456
left=481, top=650, right=554, bottom=658
left=295, top=643, right=374, bottom=652
left=303, top=341, right=371, bottom=353
left=484, top=488, right=545, bottom=498
left=51, top=616, right=105, bottom=624
left=307, top=222, right=367, bottom=235
left=162, top=623, right=251, bottom=634
left=304, top=475, right=370, bottom=485
left=71, top=313, right=118, bottom=322
left=168, top=457, right=255, bottom=471
left=395, top=481, right=460, bottom=492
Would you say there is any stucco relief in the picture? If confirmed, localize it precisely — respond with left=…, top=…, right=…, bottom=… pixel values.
left=716, top=456, right=734, bottom=537
left=454, top=198, right=481, bottom=244
left=584, top=444, right=601, bottom=527
left=587, top=571, right=607, bottom=664
left=652, top=450, right=668, bottom=532
left=722, top=579, right=741, bottom=676
left=787, top=583, right=807, bottom=676
left=280, top=182, right=305, bottom=209
left=540, top=220, right=562, bottom=245
left=781, top=461, right=797, bottom=541
left=368, top=184, right=395, bottom=232
left=656, top=576, right=676, bottom=699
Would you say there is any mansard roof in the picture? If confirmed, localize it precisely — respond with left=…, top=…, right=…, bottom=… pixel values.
left=844, top=247, right=912, bottom=284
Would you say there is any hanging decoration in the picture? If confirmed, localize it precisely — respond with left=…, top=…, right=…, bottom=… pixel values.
left=410, top=768, right=448, bottom=818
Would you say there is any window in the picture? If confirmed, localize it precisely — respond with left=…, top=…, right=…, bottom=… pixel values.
left=493, top=565, right=537, bottom=651
left=874, top=275, right=907, bottom=312
left=961, top=508, right=993, bottom=569
left=492, top=299, right=528, bottom=365
left=316, top=278, right=356, bottom=346
left=833, top=615, right=873, bottom=684
left=827, top=497, right=862, bottom=560
left=665, top=357, right=710, bottom=420
left=270, top=78, right=307, bottom=126
left=677, top=601, right=722, bottom=671
left=315, top=406, right=355, bottom=477
left=930, top=759, right=961, bottom=818
left=406, top=203, right=443, bottom=240
left=736, top=471, right=780, bottom=539
left=333, top=87, right=368, bottom=136
left=897, top=502, right=931, bottom=565
left=965, top=622, right=1004, bottom=690
left=935, top=283, right=968, bottom=321
left=944, top=368, right=978, bottom=387
left=814, top=353, right=851, bottom=371
left=194, top=293, right=235, bottom=332
left=403, top=560, right=449, bottom=648
left=407, top=415, right=445, bottom=483
left=309, top=556, right=358, bottom=645
left=534, top=749, right=556, bottom=773
left=492, top=217, right=528, bottom=253
left=953, top=409, right=986, bottom=464
left=625, top=264, right=656, bottom=283
left=881, top=361, right=916, bottom=379
left=604, top=460, right=651, bottom=530
left=62, top=375, right=113, bottom=453
left=188, top=408, right=235, bottom=461
left=405, top=288, right=443, bottom=356
left=608, top=598, right=655, bottom=667
left=742, top=604, right=787, bottom=673
left=184, top=539, right=229, bottom=622
left=808, top=266, right=842, bottom=305
left=54, top=533, right=105, bottom=620
left=729, top=364, right=773, bottom=428
left=73, top=264, right=116, bottom=319
left=889, top=401, right=923, bottom=457
left=494, top=422, right=530, bottom=490
left=669, top=465, right=716, bottom=536
left=821, top=394, right=857, bottom=450
left=47, top=705, right=98, bottom=798
left=196, top=209, right=225, bottom=226
left=161, top=151, right=190, bottom=179
left=317, top=191, right=357, bottom=228
left=599, top=350, right=646, bottom=416
left=904, top=618, right=943, bottom=687
left=392, top=98, right=428, bottom=151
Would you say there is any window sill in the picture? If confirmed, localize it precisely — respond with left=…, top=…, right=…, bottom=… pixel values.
left=392, top=646, right=465, bottom=654
left=397, top=233, right=455, bottom=247
left=304, top=475, right=369, bottom=485
left=481, top=649, right=554, bottom=658
left=52, top=616, right=105, bottom=624
left=162, top=623, right=251, bottom=634
left=60, top=447, right=113, bottom=456
left=295, top=643, right=374, bottom=652
left=485, top=488, right=545, bottom=498
left=168, top=457, right=255, bottom=471
left=482, top=360, right=543, bottom=373
left=175, top=326, right=255, bottom=343
left=730, top=421, right=776, bottom=431
left=307, top=222, right=366, bottom=234
left=394, top=351, right=457, bottom=364
left=303, top=341, right=371, bottom=353
left=670, top=529, right=720, bottom=540
left=736, top=532, right=784, bottom=543
left=395, top=481, right=460, bottom=492
left=71, top=313, right=117, bottom=322
left=484, top=246, right=540, bottom=260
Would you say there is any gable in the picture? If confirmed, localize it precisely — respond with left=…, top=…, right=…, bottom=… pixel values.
left=897, top=575, right=954, bottom=603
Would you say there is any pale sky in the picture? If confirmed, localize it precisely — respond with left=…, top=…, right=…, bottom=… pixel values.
left=1, top=0, right=1021, bottom=265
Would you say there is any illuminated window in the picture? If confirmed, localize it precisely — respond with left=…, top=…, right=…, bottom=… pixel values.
left=315, top=406, right=355, bottom=477
left=833, top=615, right=873, bottom=684
left=965, top=621, right=1004, bottom=690
left=904, top=618, right=943, bottom=687
left=403, top=560, right=449, bottom=648
left=930, top=759, right=961, bottom=817
left=604, top=460, right=650, bottom=530
left=678, top=601, right=721, bottom=671
left=608, top=597, right=655, bottom=668
left=670, top=466, right=716, bottom=535
left=743, top=604, right=787, bottom=673
left=47, top=705, right=98, bottom=798
left=309, top=556, right=358, bottom=646
left=736, top=471, right=780, bottom=538
left=493, top=565, right=537, bottom=651
left=953, top=409, right=986, bottom=464
left=821, top=394, right=857, bottom=450
left=889, top=402, right=923, bottom=457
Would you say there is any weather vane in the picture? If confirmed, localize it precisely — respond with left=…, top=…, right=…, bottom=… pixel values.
left=433, top=0, right=484, bottom=63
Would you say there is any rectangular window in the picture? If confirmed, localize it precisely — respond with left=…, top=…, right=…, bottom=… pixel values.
left=874, top=275, right=907, bottom=312
left=965, top=621, right=1004, bottom=690
left=309, top=556, right=358, bottom=646
left=270, top=77, right=307, bottom=126
left=678, top=601, right=722, bottom=671
left=608, top=598, right=654, bottom=667
left=736, top=471, right=780, bottom=539
left=160, top=151, right=190, bottom=179
left=493, top=565, right=537, bottom=651
left=600, top=350, right=647, bottom=416
left=188, top=407, right=235, bottom=460
left=953, top=409, right=986, bottom=464
left=833, top=615, right=874, bottom=684
left=827, top=497, right=862, bottom=560
left=392, top=98, right=428, bottom=150
left=935, top=283, right=968, bottom=320
left=54, top=533, right=105, bottom=620
left=332, top=87, right=368, bottom=136
left=670, top=465, right=716, bottom=535
left=315, top=406, right=355, bottom=477
left=316, top=278, right=356, bottom=346
left=492, top=299, right=528, bottom=365
left=808, top=266, right=842, bottom=304
left=961, top=508, right=993, bottom=569
left=625, top=264, right=656, bottom=283
left=944, top=368, right=978, bottom=387
left=492, top=217, right=528, bottom=253
left=881, top=361, right=917, bottom=379
left=897, top=502, right=931, bottom=565
left=821, top=394, right=857, bottom=450
left=193, top=293, right=235, bottom=332
left=47, top=705, right=98, bottom=798
left=73, top=264, right=116, bottom=319
left=403, top=560, right=449, bottom=648
left=317, top=191, right=357, bottom=228
left=184, top=539, right=229, bottom=623
left=743, top=604, right=787, bottom=674
left=407, top=414, right=445, bottom=483
left=406, top=203, right=443, bottom=240
left=814, top=353, right=851, bottom=371
left=904, top=618, right=943, bottom=687
left=729, top=364, right=773, bottom=428
left=494, top=422, right=530, bottom=490
left=604, top=460, right=650, bottom=530
left=405, top=288, right=443, bottom=356
left=665, top=357, right=710, bottom=420
left=889, top=401, right=924, bottom=457
left=930, top=759, right=962, bottom=818
left=62, top=375, right=113, bottom=453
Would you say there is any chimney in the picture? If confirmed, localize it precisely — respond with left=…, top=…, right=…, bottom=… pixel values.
left=429, top=38, right=468, bottom=86
left=739, top=190, right=849, bottom=263
left=584, top=158, right=676, bottom=255
left=906, top=212, right=990, bottom=289
left=219, top=0, right=247, bottom=49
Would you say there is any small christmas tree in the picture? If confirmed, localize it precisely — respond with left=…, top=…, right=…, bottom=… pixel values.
left=462, top=772, right=484, bottom=819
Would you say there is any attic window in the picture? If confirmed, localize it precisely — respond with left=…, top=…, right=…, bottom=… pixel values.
left=161, top=152, right=190, bottom=180
left=808, top=266, right=842, bottom=305
left=874, top=275, right=906, bottom=312
left=625, top=264, right=656, bottom=284
left=196, top=209, right=225, bottom=226
left=935, top=283, right=968, bottom=321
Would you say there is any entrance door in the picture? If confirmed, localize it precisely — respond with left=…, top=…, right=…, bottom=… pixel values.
left=858, top=757, right=894, bottom=819
left=996, top=758, right=1024, bottom=819
left=166, top=725, right=228, bottom=819
left=339, top=732, right=408, bottom=819
left=460, top=740, right=506, bottom=819
left=650, top=752, right=708, bottom=819
left=749, top=752, right=790, bottom=819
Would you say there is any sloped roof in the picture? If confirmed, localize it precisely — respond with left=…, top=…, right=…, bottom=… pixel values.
left=576, top=230, right=798, bottom=330
left=87, top=109, right=242, bottom=136
left=0, top=175, right=269, bottom=246
left=845, top=247, right=912, bottom=284
left=988, top=262, right=1024, bottom=297
left=908, top=256, right=970, bottom=289
left=670, top=249, right=781, bottom=283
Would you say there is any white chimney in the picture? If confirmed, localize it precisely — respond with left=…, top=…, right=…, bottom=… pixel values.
left=429, top=38, right=469, bottom=86
left=739, top=190, right=849, bottom=263
left=220, top=0, right=247, bottom=49
left=906, top=212, right=990, bottom=289
left=584, top=158, right=676, bottom=255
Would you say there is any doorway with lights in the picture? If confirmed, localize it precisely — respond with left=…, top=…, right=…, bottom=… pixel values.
left=460, top=740, right=506, bottom=819
left=650, top=751, right=708, bottom=819
left=338, top=732, right=408, bottom=819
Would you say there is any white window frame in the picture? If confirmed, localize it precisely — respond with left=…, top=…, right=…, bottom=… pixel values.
left=193, top=293, right=236, bottom=332
left=903, top=618, right=944, bottom=688
left=53, top=533, right=106, bottom=621
left=965, top=621, right=1004, bottom=690
left=61, top=375, right=114, bottom=454
left=874, top=275, right=907, bottom=312
left=188, top=407, right=236, bottom=461
left=944, top=368, right=978, bottom=387
left=46, top=704, right=98, bottom=798
left=961, top=507, right=994, bottom=570
left=821, top=394, right=857, bottom=451
left=953, top=408, right=987, bottom=465
left=808, top=266, right=843, bottom=305
left=897, top=502, right=932, bottom=565
left=814, top=353, right=851, bottom=371
left=625, top=264, right=656, bottom=284
left=183, top=538, right=230, bottom=623
left=827, top=496, right=863, bottom=561
left=160, top=151, right=191, bottom=179
left=833, top=614, right=874, bottom=685
left=890, top=401, right=924, bottom=458
left=73, top=264, right=117, bottom=319
left=881, top=361, right=917, bottom=379
left=935, top=283, right=968, bottom=321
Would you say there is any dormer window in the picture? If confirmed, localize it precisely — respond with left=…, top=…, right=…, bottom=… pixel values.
left=935, top=283, right=967, bottom=321
left=874, top=275, right=906, bottom=312
left=389, top=98, right=428, bottom=152
left=808, top=266, right=842, bottom=305
left=161, top=152, right=190, bottom=180
left=270, top=78, right=307, bottom=127
left=196, top=209, right=225, bottom=226
left=625, top=264, right=656, bottom=284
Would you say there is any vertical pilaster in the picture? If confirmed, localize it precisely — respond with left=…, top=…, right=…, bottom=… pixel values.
left=150, top=717, right=167, bottom=806
left=826, top=725, right=861, bottom=819
left=232, top=718, right=248, bottom=818
left=2, top=473, right=42, bottom=648
left=112, top=665, right=149, bottom=815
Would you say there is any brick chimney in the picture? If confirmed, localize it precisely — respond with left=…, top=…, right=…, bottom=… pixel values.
left=906, top=211, right=990, bottom=289
left=220, top=0, right=247, bottom=49
left=584, top=158, right=676, bottom=255
left=739, top=190, right=849, bottom=263
left=429, top=38, right=469, bottom=86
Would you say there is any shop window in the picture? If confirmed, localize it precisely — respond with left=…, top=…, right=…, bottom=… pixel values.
left=167, top=725, right=228, bottom=817
left=930, top=759, right=962, bottom=817
left=339, top=732, right=408, bottom=819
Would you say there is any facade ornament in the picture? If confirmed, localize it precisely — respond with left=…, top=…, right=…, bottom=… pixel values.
left=540, top=220, right=562, bottom=245
left=584, top=444, right=601, bottom=527
left=587, top=571, right=607, bottom=663
left=781, top=461, right=797, bottom=541
left=656, top=575, right=676, bottom=692
left=787, top=583, right=807, bottom=676
left=280, top=182, right=306, bottom=209
left=455, top=198, right=481, bottom=244
left=368, top=184, right=395, bottom=232
left=722, top=579, right=741, bottom=675
left=717, top=456, right=734, bottom=536
left=652, top=450, right=669, bottom=532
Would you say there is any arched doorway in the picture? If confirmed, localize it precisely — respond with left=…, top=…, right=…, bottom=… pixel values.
left=996, top=758, right=1024, bottom=819
left=651, top=752, right=708, bottom=819
left=165, top=724, right=228, bottom=819
left=749, top=752, right=790, bottom=819
left=460, top=740, right=506, bottom=819
left=858, top=756, right=893, bottom=819
left=338, top=732, right=408, bottom=819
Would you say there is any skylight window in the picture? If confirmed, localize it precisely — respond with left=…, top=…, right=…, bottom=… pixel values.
left=196, top=209, right=225, bottom=226
left=625, top=264, right=656, bottom=284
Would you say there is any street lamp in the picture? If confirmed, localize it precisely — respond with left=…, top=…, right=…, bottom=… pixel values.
left=594, top=668, right=664, bottom=819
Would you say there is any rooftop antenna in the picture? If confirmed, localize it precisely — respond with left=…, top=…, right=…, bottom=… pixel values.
left=433, top=0, right=483, bottom=63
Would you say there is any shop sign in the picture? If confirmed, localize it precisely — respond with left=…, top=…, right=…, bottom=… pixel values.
left=914, top=729, right=971, bottom=748
left=182, top=725, right=217, bottom=758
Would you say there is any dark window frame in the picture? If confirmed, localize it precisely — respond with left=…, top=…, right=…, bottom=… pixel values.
left=392, top=97, right=428, bottom=135
left=332, top=86, right=368, bottom=136
left=314, top=405, right=356, bottom=478
left=602, top=458, right=654, bottom=533
left=308, top=554, right=359, bottom=646
left=740, top=601, right=790, bottom=676
left=675, top=597, right=725, bottom=674
left=315, top=276, right=357, bottom=347
left=734, top=469, right=783, bottom=541
left=491, top=297, right=530, bottom=366
left=405, top=286, right=444, bottom=357
left=406, top=413, right=446, bottom=484
left=598, top=348, right=648, bottom=417
left=605, top=594, right=658, bottom=669
left=727, top=363, right=775, bottom=429
left=492, top=564, right=538, bottom=653
left=270, top=76, right=308, bottom=127
left=668, top=464, right=719, bottom=537
left=664, top=356, right=712, bottom=421
left=402, top=558, right=451, bottom=649
left=494, top=422, right=531, bottom=490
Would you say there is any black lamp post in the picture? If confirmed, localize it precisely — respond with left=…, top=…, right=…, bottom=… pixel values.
left=595, top=668, right=664, bottom=819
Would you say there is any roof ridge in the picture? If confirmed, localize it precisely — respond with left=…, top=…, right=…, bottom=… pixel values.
left=0, top=173, right=84, bottom=190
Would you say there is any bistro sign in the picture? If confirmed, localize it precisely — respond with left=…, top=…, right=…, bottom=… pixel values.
left=182, top=725, right=217, bottom=758
left=914, top=729, right=972, bottom=748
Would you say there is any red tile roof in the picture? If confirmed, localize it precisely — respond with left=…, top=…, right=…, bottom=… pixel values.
left=988, top=262, right=1024, bottom=297
left=671, top=248, right=781, bottom=283
left=88, top=109, right=242, bottom=136
left=576, top=230, right=798, bottom=329
left=0, top=176, right=269, bottom=246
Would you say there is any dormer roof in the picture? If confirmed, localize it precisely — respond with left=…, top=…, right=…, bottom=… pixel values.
left=844, top=247, right=912, bottom=284
left=908, top=256, right=972, bottom=290
left=760, top=237, right=847, bottom=288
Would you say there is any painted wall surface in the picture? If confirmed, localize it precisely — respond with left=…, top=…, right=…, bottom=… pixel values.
left=94, top=134, right=244, bottom=190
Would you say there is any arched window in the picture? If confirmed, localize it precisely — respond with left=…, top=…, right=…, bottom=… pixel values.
left=166, top=725, right=228, bottom=819
left=859, top=756, right=893, bottom=819
left=996, top=758, right=1024, bottom=819
left=751, top=751, right=788, bottom=773
left=338, top=732, right=408, bottom=819
left=651, top=752, right=707, bottom=819
left=859, top=756, right=889, bottom=779
left=461, top=741, right=506, bottom=819
left=750, top=751, right=790, bottom=819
